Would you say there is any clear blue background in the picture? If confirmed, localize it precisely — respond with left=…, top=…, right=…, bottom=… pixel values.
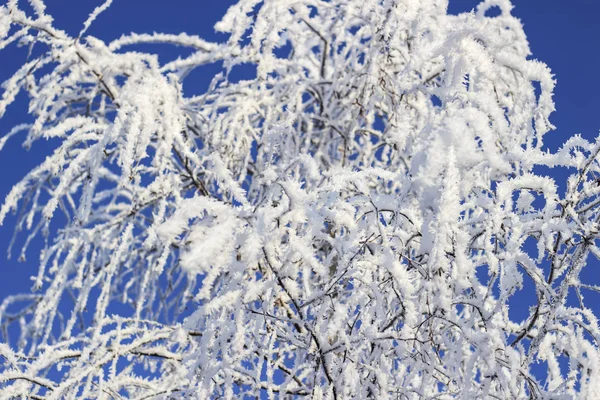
left=0, top=0, right=598, bottom=358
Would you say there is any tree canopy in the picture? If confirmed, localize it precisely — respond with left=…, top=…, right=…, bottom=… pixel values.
left=1, top=0, right=600, bottom=398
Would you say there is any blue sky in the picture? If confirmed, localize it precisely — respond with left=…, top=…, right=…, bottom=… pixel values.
left=0, top=0, right=599, bottom=355
left=450, top=0, right=600, bottom=151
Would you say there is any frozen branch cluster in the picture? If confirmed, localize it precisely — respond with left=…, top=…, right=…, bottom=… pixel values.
left=0, top=0, right=600, bottom=398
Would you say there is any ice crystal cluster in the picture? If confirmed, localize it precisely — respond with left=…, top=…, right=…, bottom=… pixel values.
left=1, top=0, right=600, bottom=398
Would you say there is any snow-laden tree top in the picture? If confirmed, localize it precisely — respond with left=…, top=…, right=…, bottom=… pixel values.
left=0, top=0, right=600, bottom=398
